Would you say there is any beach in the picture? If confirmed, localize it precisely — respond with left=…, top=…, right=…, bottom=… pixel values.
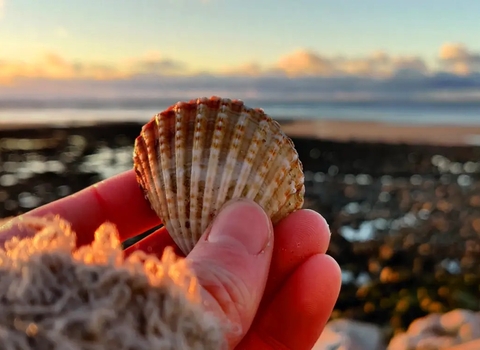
left=282, top=119, right=480, bottom=146
left=1, top=119, right=480, bottom=347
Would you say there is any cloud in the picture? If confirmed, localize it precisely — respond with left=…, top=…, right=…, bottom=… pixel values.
left=1, top=43, right=475, bottom=84
left=439, top=43, right=480, bottom=75
left=0, top=53, right=124, bottom=84
left=126, top=51, right=187, bottom=76
left=1, top=43, right=480, bottom=104
left=275, top=49, right=335, bottom=77
left=218, top=49, right=429, bottom=79
left=0, top=51, right=188, bottom=84
left=271, top=49, right=428, bottom=78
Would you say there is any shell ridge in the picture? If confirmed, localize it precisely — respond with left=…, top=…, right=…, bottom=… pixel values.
left=200, top=105, right=230, bottom=232
left=257, top=140, right=292, bottom=210
left=174, top=107, right=189, bottom=252
left=249, top=132, right=284, bottom=201
left=232, top=118, right=271, bottom=198
left=181, top=106, right=197, bottom=252
left=189, top=101, right=210, bottom=251
left=261, top=146, right=304, bottom=217
left=243, top=114, right=282, bottom=200
left=150, top=116, right=171, bottom=227
left=158, top=112, right=181, bottom=249
left=132, top=138, right=149, bottom=193
left=273, top=154, right=305, bottom=220
left=210, top=101, right=245, bottom=213
left=137, top=119, right=170, bottom=225
left=194, top=99, right=225, bottom=240
left=214, top=110, right=248, bottom=210
left=271, top=185, right=305, bottom=223
left=133, top=136, right=158, bottom=211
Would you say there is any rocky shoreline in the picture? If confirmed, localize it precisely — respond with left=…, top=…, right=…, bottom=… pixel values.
left=1, top=121, right=479, bottom=349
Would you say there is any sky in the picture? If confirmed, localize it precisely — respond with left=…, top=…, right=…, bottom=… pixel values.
left=1, top=0, right=480, bottom=102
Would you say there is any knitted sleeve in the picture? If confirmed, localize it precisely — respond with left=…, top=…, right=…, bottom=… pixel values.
left=0, top=216, right=226, bottom=350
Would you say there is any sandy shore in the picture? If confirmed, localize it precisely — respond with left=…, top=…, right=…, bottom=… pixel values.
left=281, top=120, right=480, bottom=146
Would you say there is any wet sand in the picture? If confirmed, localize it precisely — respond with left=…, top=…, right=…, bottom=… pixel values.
left=281, top=120, right=480, bottom=146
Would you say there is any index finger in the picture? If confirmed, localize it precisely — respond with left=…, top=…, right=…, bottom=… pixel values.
left=0, top=170, right=161, bottom=247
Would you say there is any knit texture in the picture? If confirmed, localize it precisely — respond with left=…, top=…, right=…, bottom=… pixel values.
left=0, top=216, right=225, bottom=350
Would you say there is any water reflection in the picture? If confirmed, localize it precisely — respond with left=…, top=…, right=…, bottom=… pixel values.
left=0, top=126, right=139, bottom=218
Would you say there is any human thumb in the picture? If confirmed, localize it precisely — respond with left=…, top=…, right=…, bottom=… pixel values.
left=186, top=198, right=274, bottom=348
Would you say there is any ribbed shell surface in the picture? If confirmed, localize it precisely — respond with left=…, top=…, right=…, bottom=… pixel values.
left=133, top=96, right=305, bottom=255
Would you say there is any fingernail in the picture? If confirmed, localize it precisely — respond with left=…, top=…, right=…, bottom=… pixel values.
left=207, top=199, right=272, bottom=255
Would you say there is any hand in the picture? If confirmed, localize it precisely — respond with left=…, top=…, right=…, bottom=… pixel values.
left=0, top=170, right=341, bottom=350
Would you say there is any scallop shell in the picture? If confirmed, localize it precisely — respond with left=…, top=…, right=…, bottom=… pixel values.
left=133, top=96, right=305, bottom=255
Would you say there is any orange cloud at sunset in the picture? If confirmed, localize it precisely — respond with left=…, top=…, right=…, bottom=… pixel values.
left=1, top=43, right=479, bottom=86
left=439, top=43, right=480, bottom=76
left=217, top=49, right=431, bottom=79
left=0, top=53, right=123, bottom=84
left=275, top=49, right=429, bottom=78
left=0, top=51, right=189, bottom=85
left=276, top=49, right=335, bottom=77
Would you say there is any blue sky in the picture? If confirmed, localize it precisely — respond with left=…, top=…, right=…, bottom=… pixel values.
left=2, top=0, right=479, bottom=66
left=1, top=0, right=480, bottom=101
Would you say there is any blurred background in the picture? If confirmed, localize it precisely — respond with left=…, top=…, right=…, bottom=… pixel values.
left=1, top=1, right=480, bottom=349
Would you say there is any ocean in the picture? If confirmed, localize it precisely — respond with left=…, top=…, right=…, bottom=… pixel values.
left=1, top=99, right=480, bottom=126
